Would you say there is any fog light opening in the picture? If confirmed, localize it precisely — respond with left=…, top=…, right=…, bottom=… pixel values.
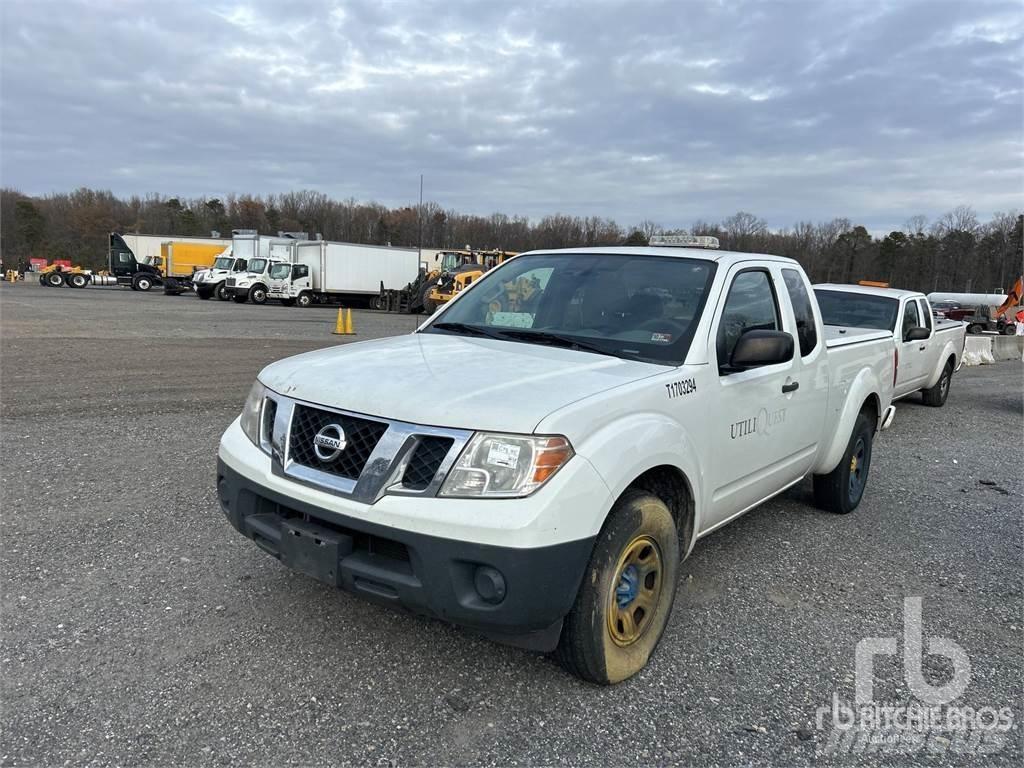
left=473, top=566, right=506, bottom=605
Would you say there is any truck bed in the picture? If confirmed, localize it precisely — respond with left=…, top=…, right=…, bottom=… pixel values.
left=823, top=325, right=893, bottom=348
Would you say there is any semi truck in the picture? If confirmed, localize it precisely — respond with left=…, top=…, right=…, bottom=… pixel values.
left=218, top=244, right=898, bottom=684
left=266, top=240, right=420, bottom=308
left=108, top=233, right=232, bottom=293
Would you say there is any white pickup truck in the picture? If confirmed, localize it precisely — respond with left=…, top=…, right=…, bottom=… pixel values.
left=814, top=285, right=966, bottom=406
left=217, top=247, right=896, bottom=684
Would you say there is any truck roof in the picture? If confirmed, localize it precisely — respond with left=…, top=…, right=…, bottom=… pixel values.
left=814, top=283, right=924, bottom=300
left=519, top=246, right=800, bottom=267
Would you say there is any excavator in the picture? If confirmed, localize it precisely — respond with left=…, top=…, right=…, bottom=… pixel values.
left=422, top=249, right=517, bottom=314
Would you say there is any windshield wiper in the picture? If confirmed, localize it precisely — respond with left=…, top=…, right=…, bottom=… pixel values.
left=429, top=322, right=507, bottom=340
left=491, top=329, right=635, bottom=359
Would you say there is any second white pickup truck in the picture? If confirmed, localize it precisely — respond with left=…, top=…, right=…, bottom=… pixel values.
left=814, top=284, right=966, bottom=406
left=217, top=246, right=896, bottom=684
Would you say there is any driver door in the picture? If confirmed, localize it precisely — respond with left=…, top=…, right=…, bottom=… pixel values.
left=704, top=266, right=805, bottom=530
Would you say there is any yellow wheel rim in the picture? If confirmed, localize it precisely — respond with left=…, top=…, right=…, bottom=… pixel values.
left=607, top=535, right=663, bottom=647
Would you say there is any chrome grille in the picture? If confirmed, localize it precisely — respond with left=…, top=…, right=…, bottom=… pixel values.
left=402, top=436, right=454, bottom=490
left=288, top=404, right=388, bottom=480
left=226, top=278, right=236, bottom=287
left=265, top=393, right=472, bottom=503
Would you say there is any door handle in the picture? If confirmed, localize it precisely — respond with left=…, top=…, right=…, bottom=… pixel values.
left=782, top=381, right=799, bottom=393
left=919, top=345, right=926, bottom=351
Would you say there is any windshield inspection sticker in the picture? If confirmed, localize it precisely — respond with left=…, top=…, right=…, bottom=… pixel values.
left=486, top=441, right=521, bottom=468
left=651, top=332, right=673, bottom=343
left=490, top=312, right=534, bottom=328
left=665, top=378, right=697, bottom=399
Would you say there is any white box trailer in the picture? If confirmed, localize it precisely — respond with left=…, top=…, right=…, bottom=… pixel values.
left=269, top=240, right=420, bottom=308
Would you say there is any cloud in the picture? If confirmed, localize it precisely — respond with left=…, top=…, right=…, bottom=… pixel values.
left=0, top=0, right=1020, bottom=233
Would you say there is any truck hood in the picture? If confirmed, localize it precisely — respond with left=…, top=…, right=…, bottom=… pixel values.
left=259, top=332, right=663, bottom=433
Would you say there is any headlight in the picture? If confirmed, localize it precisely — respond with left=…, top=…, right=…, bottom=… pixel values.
left=439, top=433, right=573, bottom=498
left=240, top=380, right=268, bottom=447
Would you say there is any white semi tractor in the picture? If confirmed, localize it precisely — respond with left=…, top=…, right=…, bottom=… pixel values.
left=266, top=240, right=421, bottom=308
left=224, top=240, right=299, bottom=304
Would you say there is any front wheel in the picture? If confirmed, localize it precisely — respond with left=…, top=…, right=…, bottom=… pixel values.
left=216, top=282, right=231, bottom=301
left=249, top=286, right=267, bottom=305
left=556, top=490, right=680, bottom=685
left=133, top=274, right=154, bottom=292
left=1002, top=324, right=1016, bottom=336
left=69, top=273, right=89, bottom=288
left=46, top=272, right=65, bottom=287
left=813, top=411, right=873, bottom=514
left=921, top=360, right=953, bottom=407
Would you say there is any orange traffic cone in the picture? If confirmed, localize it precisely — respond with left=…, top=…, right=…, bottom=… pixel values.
left=332, top=307, right=355, bottom=336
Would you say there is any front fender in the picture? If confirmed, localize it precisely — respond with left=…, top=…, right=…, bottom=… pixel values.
left=575, top=411, right=704, bottom=555
left=813, top=367, right=881, bottom=475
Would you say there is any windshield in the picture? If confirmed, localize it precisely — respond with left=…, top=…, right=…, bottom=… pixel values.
left=213, top=257, right=235, bottom=270
left=424, top=252, right=717, bottom=365
left=248, top=258, right=268, bottom=274
left=814, top=289, right=899, bottom=331
left=141, top=255, right=162, bottom=267
left=269, top=263, right=292, bottom=279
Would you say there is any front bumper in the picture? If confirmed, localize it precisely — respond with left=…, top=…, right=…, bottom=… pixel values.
left=224, top=285, right=249, bottom=297
left=216, top=458, right=595, bottom=651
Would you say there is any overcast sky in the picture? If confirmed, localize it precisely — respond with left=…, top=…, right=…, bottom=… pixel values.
left=1, top=0, right=1021, bottom=232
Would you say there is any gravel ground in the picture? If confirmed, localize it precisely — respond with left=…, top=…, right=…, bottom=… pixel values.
left=1, top=281, right=1021, bottom=766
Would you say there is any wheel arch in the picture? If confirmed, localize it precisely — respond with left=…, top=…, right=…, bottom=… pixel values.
left=623, top=465, right=697, bottom=557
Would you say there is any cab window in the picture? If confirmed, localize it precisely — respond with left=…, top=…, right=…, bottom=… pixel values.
left=717, top=270, right=781, bottom=370
left=918, top=299, right=932, bottom=332
left=902, top=300, right=921, bottom=340
left=781, top=268, right=818, bottom=357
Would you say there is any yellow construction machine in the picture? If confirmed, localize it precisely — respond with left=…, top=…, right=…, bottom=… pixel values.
left=422, top=249, right=517, bottom=314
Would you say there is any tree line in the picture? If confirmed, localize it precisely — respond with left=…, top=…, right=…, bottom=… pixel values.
left=1, top=187, right=1020, bottom=294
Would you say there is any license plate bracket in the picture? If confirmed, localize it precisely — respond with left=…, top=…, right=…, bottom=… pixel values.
left=279, top=520, right=347, bottom=586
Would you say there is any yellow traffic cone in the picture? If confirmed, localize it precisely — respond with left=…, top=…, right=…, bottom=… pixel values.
left=332, top=307, right=356, bottom=336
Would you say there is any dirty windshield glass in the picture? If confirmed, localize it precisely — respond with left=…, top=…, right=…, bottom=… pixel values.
left=424, top=253, right=717, bottom=365
left=213, top=257, right=235, bottom=270
left=814, top=289, right=899, bottom=331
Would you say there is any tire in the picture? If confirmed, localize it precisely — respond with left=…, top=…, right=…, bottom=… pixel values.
left=423, top=297, right=438, bottom=315
left=967, top=324, right=982, bottom=335
left=133, top=274, right=153, bottom=292
left=280, top=298, right=296, bottom=307
left=46, top=272, right=65, bottom=287
left=249, top=285, right=267, bottom=305
left=232, top=294, right=248, bottom=304
left=1002, top=325, right=1016, bottom=336
left=215, top=282, right=230, bottom=301
left=196, top=285, right=212, bottom=300
left=69, top=273, right=88, bottom=288
left=921, top=360, right=953, bottom=407
left=813, top=411, right=873, bottom=514
left=39, top=275, right=47, bottom=286
left=556, top=490, right=680, bottom=685
left=296, top=292, right=313, bottom=308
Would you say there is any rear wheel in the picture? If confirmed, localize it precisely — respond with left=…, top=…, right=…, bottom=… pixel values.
left=68, top=273, right=88, bottom=288
left=556, top=491, right=680, bottom=685
left=249, top=285, right=267, bottom=305
left=46, top=272, right=65, bottom=287
left=921, top=360, right=953, bottom=407
left=813, top=412, right=873, bottom=514
left=296, top=292, right=313, bottom=308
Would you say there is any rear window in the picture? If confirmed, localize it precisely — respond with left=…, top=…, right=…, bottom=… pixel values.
left=814, top=289, right=899, bottom=331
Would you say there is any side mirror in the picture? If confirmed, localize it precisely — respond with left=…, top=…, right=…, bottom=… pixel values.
left=905, top=326, right=929, bottom=341
left=729, top=330, right=794, bottom=370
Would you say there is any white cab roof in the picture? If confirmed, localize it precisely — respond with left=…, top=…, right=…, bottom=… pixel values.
left=814, top=283, right=924, bottom=300
left=519, top=246, right=800, bottom=268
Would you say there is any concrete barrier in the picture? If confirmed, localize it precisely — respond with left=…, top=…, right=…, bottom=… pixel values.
left=962, top=334, right=1024, bottom=365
